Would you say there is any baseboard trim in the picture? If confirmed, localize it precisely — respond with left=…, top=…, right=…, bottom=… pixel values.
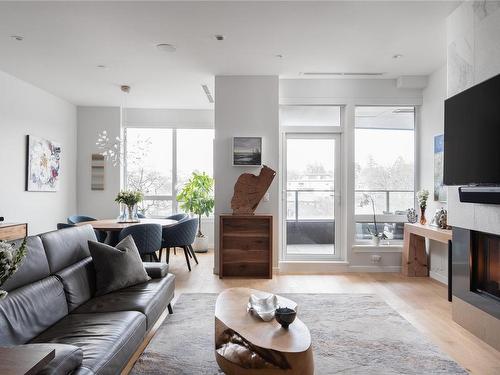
left=429, top=270, right=448, bottom=285
left=348, top=265, right=402, bottom=273
left=278, top=261, right=350, bottom=274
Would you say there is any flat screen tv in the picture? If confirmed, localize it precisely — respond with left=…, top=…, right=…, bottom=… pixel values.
left=444, top=73, right=500, bottom=186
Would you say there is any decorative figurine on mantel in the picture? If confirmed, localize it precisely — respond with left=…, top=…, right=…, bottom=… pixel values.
left=230, top=165, right=276, bottom=215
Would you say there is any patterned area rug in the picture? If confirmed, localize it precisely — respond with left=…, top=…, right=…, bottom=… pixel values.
left=131, top=293, right=467, bottom=375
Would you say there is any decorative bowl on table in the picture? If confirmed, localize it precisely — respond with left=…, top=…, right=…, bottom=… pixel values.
left=247, top=293, right=279, bottom=321
left=275, top=307, right=297, bottom=329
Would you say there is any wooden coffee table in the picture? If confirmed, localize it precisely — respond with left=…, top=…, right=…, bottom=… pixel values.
left=214, top=288, right=313, bottom=375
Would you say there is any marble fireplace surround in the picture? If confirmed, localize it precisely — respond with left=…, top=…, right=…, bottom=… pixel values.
left=447, top=1, right=500, bottom=352
left=451, top=226, right=500, bottom=351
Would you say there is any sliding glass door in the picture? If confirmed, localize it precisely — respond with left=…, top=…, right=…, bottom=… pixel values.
left=283, top=133, right=341, bottom=260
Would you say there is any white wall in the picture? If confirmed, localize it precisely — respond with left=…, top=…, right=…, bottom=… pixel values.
left=280, top=78, right=423, bottom=272
left=77, top=106, right=121, bottom=219
left=420, top=65, right=449, bottom=284
left=0, top=70, right=77, bottom=235
left=446, top=1, right=500, bottom=236
left=214, top=76, right=279, bottom=273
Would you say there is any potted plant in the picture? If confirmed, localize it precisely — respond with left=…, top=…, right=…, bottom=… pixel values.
left=0, top=239, right=27, bottom=300
left=416, top=189, right=430, bottom=225
left=115, top=190, right=144, bottom=223
left=359, top=193, right=387, bottom=246
left=177, top=172, right=215, bottom=253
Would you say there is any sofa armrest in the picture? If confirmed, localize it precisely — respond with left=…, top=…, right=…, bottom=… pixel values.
left=143, top=262, right=169, bottom=278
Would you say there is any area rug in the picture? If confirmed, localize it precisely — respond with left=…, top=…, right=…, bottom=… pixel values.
left=131, top=293, right=467, bottom=375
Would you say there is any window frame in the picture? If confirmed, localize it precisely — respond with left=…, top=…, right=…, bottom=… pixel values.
left=353, top=106, right=417, bottom=245
left=123, top=125, right=214, bottom=218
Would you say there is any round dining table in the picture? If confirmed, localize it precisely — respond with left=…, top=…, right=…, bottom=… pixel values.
left=77, top=218, right=178, bottom=246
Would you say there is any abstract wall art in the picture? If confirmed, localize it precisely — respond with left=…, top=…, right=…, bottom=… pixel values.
left=434, top=134, right=446, bottom=202
left=26, top=135, right=61, bottom=192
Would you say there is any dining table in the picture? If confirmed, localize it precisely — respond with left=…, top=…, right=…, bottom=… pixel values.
left=77, top=218, right=178, bottom=246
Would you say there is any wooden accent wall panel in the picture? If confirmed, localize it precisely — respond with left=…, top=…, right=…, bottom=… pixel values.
left=219, top=215, right=272, bottom=279
left=0, top=223, right=27, bottom=241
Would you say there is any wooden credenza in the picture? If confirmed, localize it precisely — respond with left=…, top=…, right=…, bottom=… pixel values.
left=219, top=215, right=273, bottom=279
left=0, top=223, right=27, bottom=241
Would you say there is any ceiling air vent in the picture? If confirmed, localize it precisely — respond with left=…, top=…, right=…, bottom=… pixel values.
left=201, top=84, right=214, bottom=103
left=302, top=72, right=385, bottom=77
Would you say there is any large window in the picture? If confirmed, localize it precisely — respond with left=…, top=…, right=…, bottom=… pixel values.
left=354, top=106, right=415, bottom=242
left=125, top=127, right=214, bottom=217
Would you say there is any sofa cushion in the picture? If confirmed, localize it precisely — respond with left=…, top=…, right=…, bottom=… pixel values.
left=0, top=276, right=68, bottom=345
left=56, top=257, right=96, bottom=312
left=21, top=343, right=83, bottom=375
left=88, top=236, right=150, bottom=296
left=2, top=236, right=50, bottom=292
left=41, top=225, right=96, bottom=273
left=73, top=273, right=175, bottom=330
left=31, top=311, right=146, bottom=375
left=143, top=262, right=169, bottom=278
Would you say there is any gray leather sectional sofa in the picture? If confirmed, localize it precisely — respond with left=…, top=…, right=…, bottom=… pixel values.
left=0, top=225, right=175, bottom=374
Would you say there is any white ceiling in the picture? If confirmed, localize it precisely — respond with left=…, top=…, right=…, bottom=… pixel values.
left=0, top=1, right=458, bottom=109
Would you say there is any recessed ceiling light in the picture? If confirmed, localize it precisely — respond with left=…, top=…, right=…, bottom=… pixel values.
left=10, top=35, right=24, bottom=41
left=96, top=65, right=108, bottom=69
left=215, top=35, right=225, bottom=41
left=393, top=54, right=404, bottom=59
left=120, top=85, right=131, bottom=94
left=156, top=43, right=176, bottom=53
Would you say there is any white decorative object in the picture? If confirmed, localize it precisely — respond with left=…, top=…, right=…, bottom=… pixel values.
left=247, top=293, right=279, bottom=321
left=96, top=130, right=122, bottom=167
left=192, top=236, right=209, bottom=253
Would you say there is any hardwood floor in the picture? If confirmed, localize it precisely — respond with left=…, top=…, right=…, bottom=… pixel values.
left=123, top=250, right=500, bottom=375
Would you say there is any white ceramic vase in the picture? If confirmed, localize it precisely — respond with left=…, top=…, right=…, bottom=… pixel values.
left=192, top=235, right=209, bottom=253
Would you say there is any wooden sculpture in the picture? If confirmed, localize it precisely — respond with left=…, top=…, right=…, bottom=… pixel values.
left=231, top=165, right=276, bottom=215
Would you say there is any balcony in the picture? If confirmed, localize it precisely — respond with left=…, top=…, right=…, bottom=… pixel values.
left=286, top=189, right=413, bottom=254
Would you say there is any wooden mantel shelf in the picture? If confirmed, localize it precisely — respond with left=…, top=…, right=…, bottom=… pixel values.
left=402, top=223, right=452, bottom=277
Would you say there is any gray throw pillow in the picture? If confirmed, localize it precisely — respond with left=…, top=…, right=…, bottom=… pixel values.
left=88, top=235, right=151, bottom=296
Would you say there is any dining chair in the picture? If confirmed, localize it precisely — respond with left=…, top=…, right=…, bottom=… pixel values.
left=165, top=213, right=189, bottom=222
left=161, top=218, right=198, bottom=271
left=161, top=213, right=189, bottom=257
left=57, top=223, right=75, bottom=230
left=119, top=223, right=163, bottom=262
left=67, top=215, right=98, bottom=224
left=65, top=215, right=107, bottom=243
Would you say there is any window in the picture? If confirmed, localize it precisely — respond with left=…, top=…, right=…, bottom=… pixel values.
left=125, top=127, right=214, bottom=217
left=354, top=106, right=415, bottom=242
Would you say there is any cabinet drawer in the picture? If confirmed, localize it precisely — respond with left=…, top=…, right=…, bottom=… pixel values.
left=222, top=261, right=270, bottom=278
left=222, top=248, right=268, bottom=263
left=223, top=236, right=269, bottom=251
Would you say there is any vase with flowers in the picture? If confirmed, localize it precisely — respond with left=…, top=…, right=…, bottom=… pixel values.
left=359, top=193, right=387, bottom=246
left=115, top=190, right=144, bottom=223
left=416, top=189, right=430, bottom=225
left=0, top=239, right=27, bottom=300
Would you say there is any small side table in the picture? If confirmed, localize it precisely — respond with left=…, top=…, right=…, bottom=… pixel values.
left=0, top=346, right=55, bottom=375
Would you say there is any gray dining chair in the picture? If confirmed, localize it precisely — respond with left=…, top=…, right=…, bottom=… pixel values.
left=65, top=215, right=106, bottom=243
left=160, top=213, right=189, bottom=258
left=119, top=223, right=163, bottom=262
left=161, top=218, right=199, bottom=271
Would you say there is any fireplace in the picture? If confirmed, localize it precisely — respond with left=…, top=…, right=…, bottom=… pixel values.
left=471, top=232, right=500, bottom=300
left=452, top=227, right=500, bottom=320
